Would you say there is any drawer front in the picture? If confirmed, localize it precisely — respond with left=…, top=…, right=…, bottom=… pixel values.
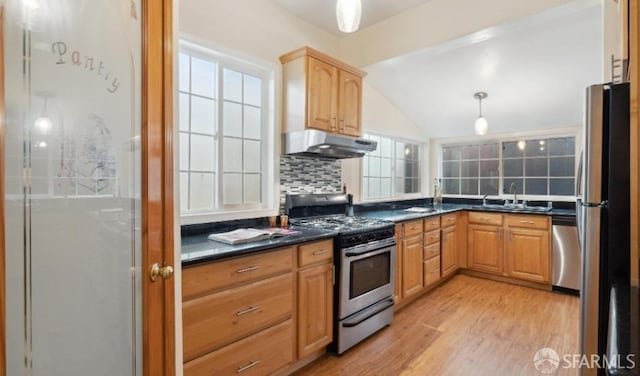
left=506, top=214, right=549, bottom=230
left=299, top=239, right=334, bottom=267
left=424, top=229, right=440, bottom=245
left=424, top=256, right=441, bottom=287
left=468, top=212, right=503, bottom=226
left=441, top=213, right=457, bottom=227
left=423, top=217, right=440, bottom=232
left=184, top=319, right=293, bottom=376
left=423, top=242, right=440, bottom=260
left=403, top=220, right=423, bottom=238
left=183, top=247, right=294, bottom=300
left=183, top=273, right=293, bottom=362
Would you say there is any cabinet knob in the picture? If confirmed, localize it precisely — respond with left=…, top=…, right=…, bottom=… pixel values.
left=149, top=263, right=174, bottom=282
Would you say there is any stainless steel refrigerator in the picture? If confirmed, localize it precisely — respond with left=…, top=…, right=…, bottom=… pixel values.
left=578, top=83, right=631, bottom=376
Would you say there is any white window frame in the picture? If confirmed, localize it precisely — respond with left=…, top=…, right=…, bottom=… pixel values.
left=360, top=132, right=426, bottom=203
left=436, top=132, right=580, bottom=202
left=178, top=40, right=276, bottom=225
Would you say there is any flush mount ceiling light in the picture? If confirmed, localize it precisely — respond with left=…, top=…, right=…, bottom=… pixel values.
left=473, top=92, right=488, bottom=135
left=336, top=0, right=362, bottom=33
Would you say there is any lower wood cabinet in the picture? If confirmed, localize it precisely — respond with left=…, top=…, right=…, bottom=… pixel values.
left=394, top=224, right=403, bottom=305
left=402, top=234, right=424, bottom=298
left=505, top=227, right=550, bottom=283
left=441, top=225, right=458, bottom=277
left=424, top=256, right=441, bottom=287
left=297, top=262, right=334, bottom=358
left=467, top=224, right=504, bottom=274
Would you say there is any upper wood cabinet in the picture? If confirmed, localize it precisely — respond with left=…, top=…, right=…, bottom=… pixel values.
left=280, top=46, right=366, bottom=137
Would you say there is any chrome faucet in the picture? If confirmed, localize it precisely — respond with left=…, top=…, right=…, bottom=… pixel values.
left=482, top=194, right=489, bottom=206
left=508, top=182, right=518, bottom=205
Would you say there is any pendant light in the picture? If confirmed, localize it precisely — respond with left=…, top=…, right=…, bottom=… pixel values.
left=336, top=0, right=362, bottom=33
left=474, top=92, right=488, bottom=135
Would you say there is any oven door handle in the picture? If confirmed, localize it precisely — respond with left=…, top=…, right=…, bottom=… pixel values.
left=345, top=246, right=393, bottom=258
left=342, top=298, right=394, bottom=328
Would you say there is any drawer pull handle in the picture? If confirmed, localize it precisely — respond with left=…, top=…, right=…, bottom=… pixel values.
left=519, top=220, right=535, bottom=224
left=236, top=306, right=260, bottom=316
left=236, top=266, right=259, bottom=274
left=431, top=269, right=439, bottom=273
left=237, top=360, right=260, bottom=373
left=313, top=249, right=329, bottom=256
left=480, top=217, right=490, bottom=222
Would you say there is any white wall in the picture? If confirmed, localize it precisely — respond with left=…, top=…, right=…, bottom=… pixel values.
left=338, top=0, right=575, bottom=68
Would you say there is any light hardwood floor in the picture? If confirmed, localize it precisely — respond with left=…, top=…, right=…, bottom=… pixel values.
left=296, top=275, right=579, bottom=376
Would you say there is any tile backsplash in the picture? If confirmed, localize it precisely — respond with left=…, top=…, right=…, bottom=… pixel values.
left=279, top=155, right=342, bottom=212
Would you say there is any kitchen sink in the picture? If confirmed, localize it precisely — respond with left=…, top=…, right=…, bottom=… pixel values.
left=471, top=204, right=552, bottom=212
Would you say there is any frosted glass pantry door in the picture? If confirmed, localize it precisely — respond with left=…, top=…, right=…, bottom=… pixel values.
left=4, top=1, right=142, bottom=375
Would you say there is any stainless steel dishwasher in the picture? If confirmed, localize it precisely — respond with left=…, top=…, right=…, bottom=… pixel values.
left=552, top=215, right=580, bottom=294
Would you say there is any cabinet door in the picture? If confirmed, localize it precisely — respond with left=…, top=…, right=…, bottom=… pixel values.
left=297, top=263, right=334, bottom=358
left=394, top=224, right=403, bottom=305
left=307, top=57, right=338, bottom=132
left=467, top=224, right=504, bottom=274
left=338, top=70, right=362, bottom=136
left=402, top=235, right=424, bottom=298
left=505, top=228, right=550, bottom=283
left=424, top=256, right=441, bottom=287
left=441, top=226, right=458, bottom=277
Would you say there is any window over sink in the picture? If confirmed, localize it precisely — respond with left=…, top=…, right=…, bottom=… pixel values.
left=178, top=41, right=275, bottom=223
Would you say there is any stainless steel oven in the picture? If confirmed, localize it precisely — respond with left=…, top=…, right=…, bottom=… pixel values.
left=339, top=237, right=395, bottom=319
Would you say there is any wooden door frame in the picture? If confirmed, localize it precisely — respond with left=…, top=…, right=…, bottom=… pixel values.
left=0, top=1, right=176, bottom=375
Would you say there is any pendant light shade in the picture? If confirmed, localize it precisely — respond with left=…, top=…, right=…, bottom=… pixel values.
left=473, top=92, right=488, bottom=135
left=336, top=0, right=362, bottom=33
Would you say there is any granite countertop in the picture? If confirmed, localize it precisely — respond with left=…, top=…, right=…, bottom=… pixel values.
left=181, top=226, right=338, bottom=266
left=358, top=203, right=576, bottom=223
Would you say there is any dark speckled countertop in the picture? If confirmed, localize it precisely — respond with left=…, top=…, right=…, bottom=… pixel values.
left=181, top=226, right=337, bottom=266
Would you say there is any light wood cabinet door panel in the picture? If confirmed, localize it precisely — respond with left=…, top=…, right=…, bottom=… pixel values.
left=505, top=228, right=551, bottom=283
left=424, top=256, right=441, bottom=287
left=441, top=225, right=458, bottom=277
left=402, top=235, right=424, bottom=298
left=183, top=319, right=293, bottom=376
left=338, top=70, right=362, bottom=136
left=394, top=224, right=403, bottom=305
left=467, top=224, right=504, bottom=274
left=297, top=263, right=334, bottom=358
left=307, top=57, right=338, bottom=132
left=182, top=273, right=293, bottom=361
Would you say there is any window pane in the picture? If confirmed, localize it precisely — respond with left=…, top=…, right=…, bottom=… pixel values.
left=179, top=53, right=190, bottom=92
left=410, top=178, right=420, bottom=193
left=479, top=160, right=499, bottom=178
left=549, top=137, right=575, bottom=156
left=395, top=141, right=406, bottom=160
left=479, top=143, right=499, bottom=159
left=243, top=140, right=261, bottom=173
left=442, top=161, right=459, bottom=178
left=190, top=172, right=214, bottom=210
left=190, top=135, right=215, bottom=172
left=191, top=56, right=216, bottom=98
left=442, top=179, right=459, bottom=195
left=380, top=158, right=391, bottom=178
left=223, top=173, right=242, bottom=205
left=380, top=178, right=391, bottom=197
left=407, top=145, right=420, bottom=161
left=243, top=106, right=261, bottom=140
left=243, top=74, right=262, bottom=107
left=503, top=141, right=524, bottom=158
left=550, top=178, right=575, bottom=195
left=369, top=157, right=381, bottom=176
left=504, top=178, right=523, bottom=194
left=180, top=172, right=189, bottom=211
left=362, top=157, right=369, bottom=177
left=525, top=140, right=548, bottom=157
left=379, top=137, right=392, bottom=158
left=460, top=179, right=478, bottom=195
left=395, top=160, right=404, bottom=178
left=443, top=146, right=461, bottom=161
left=525, top=178, right=548, bottom=195
left=460, top=161, right=478, bottom=177
left=503, top=159, right=523, bottom=177
left=223, top=101, right=242, bottom=138
left=243, top=174, right=261, bottom=203
left=179, top=93, right=190, bottom=132
left=180, top=133, right=189, bottom=171
left=368, top=178, right=381, bottom=198
left=462, top=145, right=479, bottom=160
left=223, top=68, right=243, bottom=102
left=223, top=137, right=242, bottom=172
left=525, top=158, right=548, bottom=177
left=550, top=157, right=575, bottom=177
left=191, top=96, right=216, bottom=135
left=480, top=178, right=499, bottom=195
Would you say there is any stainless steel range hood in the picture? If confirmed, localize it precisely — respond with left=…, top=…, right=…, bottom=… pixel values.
left=283, top=130, right=377, bottom=159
